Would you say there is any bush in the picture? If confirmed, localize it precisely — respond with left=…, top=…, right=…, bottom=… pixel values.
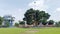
left=48, top=20, right=54, bottom=25
left=19, top=21, right=25, bottom=25
left=42, top=22, right=47, bottom=25
left=15, top=23, right=19, bottom=27
left=55, top=22, right=60, bottom=27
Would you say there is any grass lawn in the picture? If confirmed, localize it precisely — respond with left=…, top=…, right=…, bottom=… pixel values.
left=0, top=27, right=60, bottom=34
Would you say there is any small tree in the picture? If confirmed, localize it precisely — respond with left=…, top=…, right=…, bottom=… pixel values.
left=5, top=21, right=10, bottom=27
left=48, top=20, right=54, bottom=25
left=15, top=22, right=19, bottom=27
left=19, top=21, right=25, bottom=25
left=55, top=21, right=60, bottom=27
left=0, top=16, right=3, bottom=25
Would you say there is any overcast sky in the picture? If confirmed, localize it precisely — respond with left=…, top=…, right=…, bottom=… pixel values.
left=0, top=0, right=60, bottom=22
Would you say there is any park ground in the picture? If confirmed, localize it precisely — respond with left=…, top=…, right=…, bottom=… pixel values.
left=0, top=27, right=60, bottom=34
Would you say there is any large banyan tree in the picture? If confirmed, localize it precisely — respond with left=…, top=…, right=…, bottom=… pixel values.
left=23, top=8, right=50, bottom=26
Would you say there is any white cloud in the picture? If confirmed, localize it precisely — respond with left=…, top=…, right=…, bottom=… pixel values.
left=28, top=0, right=48, bottom=11
left=54, top=8, right=60, bottom=14
left=49, top=8, right=60, bottom=21
left=0, top=8, right=24, bottom=22
left=18, top=9, right=22, bottom=11
left=56, top=8, right=60, bottom=11
left=11, top=8, right=24, bottom=21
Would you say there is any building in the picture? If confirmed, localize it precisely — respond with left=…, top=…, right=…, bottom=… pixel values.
left=2, top=15, right=15, bottom=27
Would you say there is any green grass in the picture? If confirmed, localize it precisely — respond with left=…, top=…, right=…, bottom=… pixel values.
left=0, top=27, right=60, bottom=34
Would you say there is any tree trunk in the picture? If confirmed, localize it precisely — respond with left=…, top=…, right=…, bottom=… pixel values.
left=33, top=21, right=38, bottom=27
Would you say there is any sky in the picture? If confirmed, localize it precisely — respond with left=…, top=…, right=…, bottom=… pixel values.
left=0, top=0, right=60, bottom=22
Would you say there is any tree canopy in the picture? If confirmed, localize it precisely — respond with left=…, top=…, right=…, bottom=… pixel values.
left=23, top=8, right=50, bottom=26
left=48, top=20, right=54, bottom=25
left=0, top=16, right=3, bottom=25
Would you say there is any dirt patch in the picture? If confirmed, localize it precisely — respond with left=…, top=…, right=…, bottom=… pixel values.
left=26, top=30, right=38, bottom=33
left=21, top=30, right=38, bottom=34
